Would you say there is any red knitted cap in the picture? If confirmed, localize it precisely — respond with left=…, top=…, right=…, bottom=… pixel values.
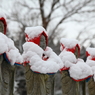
left=0, top=17, right=7, bottom=34
left=25, top=30, right=48, bottom=46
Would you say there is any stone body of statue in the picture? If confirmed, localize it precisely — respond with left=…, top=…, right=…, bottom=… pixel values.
left=0, top=17, right=15, bottom=95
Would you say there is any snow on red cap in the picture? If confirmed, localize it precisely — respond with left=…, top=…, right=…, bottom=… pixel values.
left=86, top=47, right=95, bottom=57
left=0, top=17, right=7, bottom=34
left=60, top=38, right=80, bottom=57
left=25, top=26, right=48, bottom=45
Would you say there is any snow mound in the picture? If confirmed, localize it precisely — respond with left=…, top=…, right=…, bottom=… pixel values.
left=0, top=33, right=23, bottom=65
left=22, top=42, right=63, bottom=74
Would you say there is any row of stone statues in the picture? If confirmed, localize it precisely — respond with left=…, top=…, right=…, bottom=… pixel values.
left=0, top=16, right=95, bottom=95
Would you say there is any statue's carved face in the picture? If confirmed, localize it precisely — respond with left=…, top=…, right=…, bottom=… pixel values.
left=40, top=35, right=46, bottom=50
left=74, top=47, right=79, bottom=58
left=0, top=21, right=4, bottom=33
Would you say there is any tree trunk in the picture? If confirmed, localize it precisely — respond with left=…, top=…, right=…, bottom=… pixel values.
left=25, top=64, right=49, bottom=95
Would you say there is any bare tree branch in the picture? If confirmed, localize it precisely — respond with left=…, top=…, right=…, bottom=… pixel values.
left=50, top=0, right=93, bottom=38
left=17, top=0, right=39, bottom=10
left=39, top=0, right=47, bottom=28
left=47, top=0, right=59, bottom=21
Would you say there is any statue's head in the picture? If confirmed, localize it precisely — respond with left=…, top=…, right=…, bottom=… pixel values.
left=86, top=47, right=95, bottom=60
left=39, top=34, right=47, bottom=50
left=73, top=44, right=80, bottom=58
left=60, top=38, right=80, bottom=58
left=0, top=17, right=7, bottom=34
left=25, top=26, right=48, bottom=50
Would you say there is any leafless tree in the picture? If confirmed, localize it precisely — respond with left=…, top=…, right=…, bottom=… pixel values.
left=1, top=0, right=95, bottom=54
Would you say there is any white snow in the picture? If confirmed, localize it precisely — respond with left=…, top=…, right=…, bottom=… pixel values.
left=25, top=26, right=48, bottom=41
left=59, top=51, right=77, bottom=68
left=0, top=33, right=23, bottom=65
left=69, top=60, right=92, bottom=80
left=22, top=42, right=44, bottom=63
left=0, top=12, right=6, bottom=18
left=44, top=46, right=64, bottom=68
left=86, top=57, right=95, bottom=67
left=60, top=38, right=79, bottom=51
left=86, top=59, right=95, bottom=81
left=22, top=42, right=63, bottom=74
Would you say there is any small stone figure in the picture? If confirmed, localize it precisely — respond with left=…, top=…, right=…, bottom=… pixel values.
left=0, top=16, right=23, bottom=95
left=0, top=16, right=15, bottom=95
left=59, top=38, right=92, bottom=95
left=22, top=26, right=63, bottom=95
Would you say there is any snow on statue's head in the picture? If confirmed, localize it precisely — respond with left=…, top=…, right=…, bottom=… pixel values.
left=60, top=38, right=80, bottom=58
left=0, top=13, right=7, bottom=34
left=25, top=26, right=48, bottom=50
left=86, top=48, right=95, bottom=60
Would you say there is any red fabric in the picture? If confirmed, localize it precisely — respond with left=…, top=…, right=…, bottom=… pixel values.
left=60, top=43, right=65, bottom=51
left=67, top=48, right=75, bottom=54
left=61, top=43, right=80, bottom=57
left=27, top=35, right=40, bottom=45
left=25, top=31, right=48, bottom=46
left=86, top=51, right=90, bottom=57
left=60, top=67, right=69, bottom=71
left=66, top=44, right=80, bottom=57
left=91, top=57, right=95, bottom=61
left=0, top=17, right=7, bottom=34
left=15, top=62, right=21, bottom=65
left=86, top=51, right=95, bottom=61
left=33, top=71, right=40, bottom=74
left=71, top=75, right=93, bottom=82
left=23, top=61, right=30, bottom=66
